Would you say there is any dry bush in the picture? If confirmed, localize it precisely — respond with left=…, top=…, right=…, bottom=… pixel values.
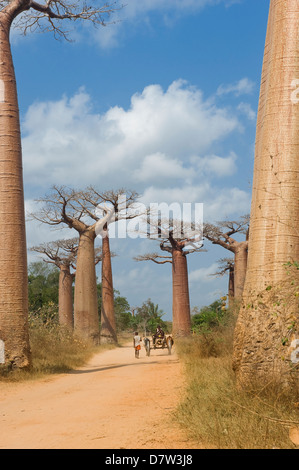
left=0, top=318, right=113, bottom=381
left=175, top=317, right=299, bottom=449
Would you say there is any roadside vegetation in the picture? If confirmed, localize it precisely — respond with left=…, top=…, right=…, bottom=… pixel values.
left=0, top=317, right=108, bottom=382
left=0, top=262, right=168, bottom=382
left=2, top=261, right=298, bottom=449
left=175, top=300, right=299, bottom=449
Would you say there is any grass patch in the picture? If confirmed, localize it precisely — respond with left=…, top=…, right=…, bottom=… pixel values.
left=0, top=319, right=115, bottom=382
left=175, top=322, right=299, bottom=449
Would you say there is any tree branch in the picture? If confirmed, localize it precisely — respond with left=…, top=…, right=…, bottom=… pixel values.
left=134, top=253, right=172, bottom=265
left=5, top=0, right=123, bottom=41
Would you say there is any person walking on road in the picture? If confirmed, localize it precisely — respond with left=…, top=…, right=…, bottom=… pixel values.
left=133, top=331, right=142, bottom=359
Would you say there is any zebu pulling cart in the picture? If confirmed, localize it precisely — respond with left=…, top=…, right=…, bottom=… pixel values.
left=143, top=334, right=173, bottom=356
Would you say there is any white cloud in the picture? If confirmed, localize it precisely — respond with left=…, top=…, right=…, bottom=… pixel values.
left=141, top=184, right=250, bottom=222
left=133, top=152, right=194, bottom=183
left=22, top=79, right=251, bottom=260
left=93, top=0, right=241, bottom=48
left=237, top=102, right=256, bottom=121
left=192, top=151, right=237, bottom=178
left=189, top=262, right=220, bottom=283
left=22, top=80, right=240, bottom=192
left=216, top=78, right=255, bottom=97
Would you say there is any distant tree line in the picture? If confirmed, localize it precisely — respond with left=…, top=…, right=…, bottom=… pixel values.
left=28, top=261, right=168, bottom=336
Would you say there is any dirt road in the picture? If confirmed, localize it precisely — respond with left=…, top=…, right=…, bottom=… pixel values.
left=0, top=342, right=197, bottom=449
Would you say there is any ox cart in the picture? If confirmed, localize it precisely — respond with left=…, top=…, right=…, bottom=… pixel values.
left=143, top=334, right=173, bottom=356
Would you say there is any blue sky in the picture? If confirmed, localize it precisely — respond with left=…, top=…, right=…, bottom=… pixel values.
left=12, top=0, right=271, bottom=319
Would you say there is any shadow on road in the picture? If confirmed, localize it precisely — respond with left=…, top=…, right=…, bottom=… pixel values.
left=68, top=358, right=179, bottom=375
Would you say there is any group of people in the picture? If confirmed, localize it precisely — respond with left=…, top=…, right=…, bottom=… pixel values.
left=133, top=326, right=164, bottom=358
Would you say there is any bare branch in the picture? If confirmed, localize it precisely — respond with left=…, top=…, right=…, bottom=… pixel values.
left=29, top=185, right=96, bottom=233
left=5, top=0, right=124, bottom=41
left=203, top=216, right=250, bottom=253
left=210, top=257, right=235, bottom=277
left=30, top=237, right=79, bottom=268
left=134, top=253, right=172, bottom=265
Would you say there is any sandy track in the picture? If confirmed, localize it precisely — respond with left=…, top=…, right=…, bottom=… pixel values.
left=0, top=343, right=197, bottom=449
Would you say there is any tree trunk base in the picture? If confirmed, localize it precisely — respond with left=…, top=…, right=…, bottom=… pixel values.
left=233, top=277, right=299, bottom=397
left=172, top=329, right=191, bottom=338
left=2, top=353, right=31, bottom=371
left=100, top=334, right=117, bottom=345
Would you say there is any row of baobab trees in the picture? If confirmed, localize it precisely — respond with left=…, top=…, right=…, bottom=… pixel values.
left=26, top=185, right=249, bottom=349
left=0, top=0, right=298, bottom=395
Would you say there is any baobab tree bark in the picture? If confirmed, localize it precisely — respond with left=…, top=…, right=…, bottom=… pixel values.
left=172, top=248, right=191, bottom=337
left=58, top=264, right=74, bottom=329
left=74, top=228, right=99, bottom=343
left=100, top=228, right=117, bottom=343
left=0, top=9, right=31, bottom=368
left=233, top=0, right=299, bottom=392
left=233, top=242, right=248, bottom=300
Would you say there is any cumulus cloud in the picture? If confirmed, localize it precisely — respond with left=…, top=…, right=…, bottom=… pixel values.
left=192, top=151, right=238, bottom=178
left=22, top=80, right=240, bottom=192
left=22, top=78, right=252, bottom=253
left=133, top=152, right=195, bottom=184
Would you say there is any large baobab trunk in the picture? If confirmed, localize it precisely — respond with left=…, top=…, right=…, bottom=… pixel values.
left=100, top=231, right=117, bottom=344
left=172, top=249, right=191, bottom=337
left=233, top=0, right=299, bottom=392
left=74, top=230, right=100, bottom=344
left=58, top=265, right=74, bottom=330
left=0, top=15, right=31, bottom=368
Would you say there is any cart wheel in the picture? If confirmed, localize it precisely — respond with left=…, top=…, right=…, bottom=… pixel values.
left=144, top=338, right=151, bottom=356
left=167, top=337, right=173, bottom=355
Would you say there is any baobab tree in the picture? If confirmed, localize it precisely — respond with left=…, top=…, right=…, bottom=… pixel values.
left=31, top=186, right=112, bottom=344
left=233, top=0, right=299, bottom=392
left=32, top=186, right=136, bottom=344
left=30, top=238, right=77, bottom=329
left=211, top=257, right=235, bottom=308
left=0, top=0, right=119, bottom=367
left=30, top=238, right=102, bottom=330
left=79, top=187, right=141, bottom=344
left=135, top=219, right=204, bottom=337
left=204, top=217, right=249, bottom=301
